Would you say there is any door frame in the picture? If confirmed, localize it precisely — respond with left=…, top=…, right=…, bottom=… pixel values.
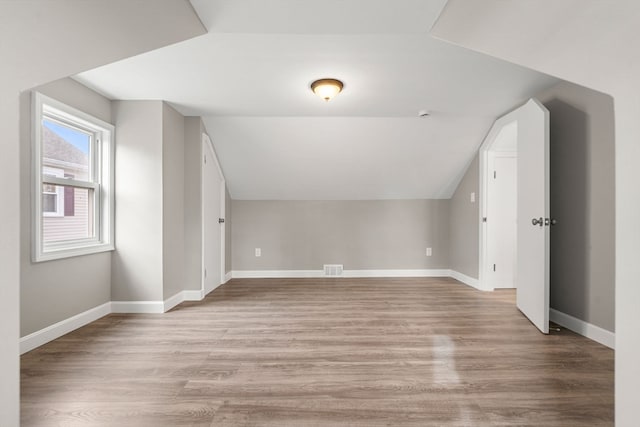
left=201, top=133, right=226, bottom=296
left=478, top=106, right=520, bottom=291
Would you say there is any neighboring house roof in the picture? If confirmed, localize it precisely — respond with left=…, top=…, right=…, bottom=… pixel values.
left=43, top=126, right=88, bottom=167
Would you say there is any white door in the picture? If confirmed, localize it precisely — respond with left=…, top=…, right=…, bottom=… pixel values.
left=486, top=153, right=517, bottom=289
left=516, top=99, right=550, bottom=334
left=202, top=135, right=223, bottom=295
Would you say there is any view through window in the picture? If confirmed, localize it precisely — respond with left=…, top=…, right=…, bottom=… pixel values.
left=33, top=93, right=114, bottom=261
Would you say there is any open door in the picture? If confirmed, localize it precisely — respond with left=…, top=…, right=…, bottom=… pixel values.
left=202, top=134, right=225, bottom=296
left=515, top=99, right=550, bottom=334
left=479, top=98, right=549, bottom=333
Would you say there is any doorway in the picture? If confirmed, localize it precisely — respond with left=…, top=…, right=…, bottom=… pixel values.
left=479, top=99, right=550, bottom=334
left=484, top=122, right=518, bottom=289
left=202, top=133, right=226, bottom=296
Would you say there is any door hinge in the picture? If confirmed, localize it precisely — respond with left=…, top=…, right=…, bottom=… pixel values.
left=204, top=268, right=207, bottom=278
left=204, top=154, right=207, bottom=164
left=493, top=264, right=496, bottom=272
left=493, top=170, right=496, bottom=179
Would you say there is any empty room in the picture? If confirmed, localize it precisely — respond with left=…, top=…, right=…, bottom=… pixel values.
left=2, top=1, right=638, bottom=426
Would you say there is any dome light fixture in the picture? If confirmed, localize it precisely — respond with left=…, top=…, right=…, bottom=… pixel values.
left=310, top=78, right=344, bottom=102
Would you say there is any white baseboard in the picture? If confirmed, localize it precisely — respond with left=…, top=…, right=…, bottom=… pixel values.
left=111, top=300, right=164, bottom=314
left=232, top=270, right=324, bottom=278
left=449, top=270, right=481, bottom=290
left=342, top=269, right=450, bottom=278
left=24, top=290, right=209, bottom=352
left=232, top=269, right=451, bottom=279
left=550, top=308, right=615, bottom=349
left=20, top=302, right=111, bottom=354
left=163, top=292, right=185, bottom=312
left=114, top=290, right=204, bottom=313
left=224, top=271, right=232, bottom=283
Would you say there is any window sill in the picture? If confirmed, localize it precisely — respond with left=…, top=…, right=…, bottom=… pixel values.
left=33, top=242, right=115, bottom=263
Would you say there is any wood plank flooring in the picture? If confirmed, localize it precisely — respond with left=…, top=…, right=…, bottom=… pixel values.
left=21, top=278, right=614, bottom=426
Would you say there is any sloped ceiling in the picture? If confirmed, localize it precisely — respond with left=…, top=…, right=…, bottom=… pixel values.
left=2, top=0, right=206, bottom=92
left=75, top=0, right=559, bottom=199
left=430, top=0, right=640, bottom=94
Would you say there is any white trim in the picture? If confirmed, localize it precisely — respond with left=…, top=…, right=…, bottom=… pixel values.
left=21, top=291, right=210, bottom=353
left=232, top=269, right=452, bottom=279
left=343, top=269, right=450, bottom=278
left=163, top=292, right=184, bottom=312
left=549, top=308, right=615, bottom=349
left=224, top=271, right=232, bottom=283
left=233, top=270, right=324, bottom=278
left=111, top=300, right=164, bottom=314
left=21, top=280, right=613, bottom=357
left=449, top=270, right=482, bottom=290
left=32, top=92, right=115, bottom=263
left=113, top=290, right=206, bottom=314
left=20, top=302, right=111, bottom=354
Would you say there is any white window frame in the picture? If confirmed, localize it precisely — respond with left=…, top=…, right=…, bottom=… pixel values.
left=42, top=166, right=65, bottom=217
left=32, top=92, right=115, bottom=262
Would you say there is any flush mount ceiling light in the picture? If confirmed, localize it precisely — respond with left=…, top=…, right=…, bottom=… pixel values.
left=310, top=78, right=344, bottom=102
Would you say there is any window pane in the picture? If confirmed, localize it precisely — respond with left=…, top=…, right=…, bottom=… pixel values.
left=42, top=119, right=90, bottom=181
left=43, top=187, right=95, bottom=243
left=42, top=193, right=57, bottom=213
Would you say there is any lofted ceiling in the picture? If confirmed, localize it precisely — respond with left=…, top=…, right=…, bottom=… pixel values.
left=431, top=0, right=640, bottom=94
left=74, top=0, right=559, bottom=200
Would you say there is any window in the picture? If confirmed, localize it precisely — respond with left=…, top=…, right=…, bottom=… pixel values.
left=33, top=92, right=114, bottom=261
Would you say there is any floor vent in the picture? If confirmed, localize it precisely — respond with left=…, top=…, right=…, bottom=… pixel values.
left=324, top=264, right=344, bottom=276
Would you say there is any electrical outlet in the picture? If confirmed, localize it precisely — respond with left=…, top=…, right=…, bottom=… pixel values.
left=255, top=248, right=261, bottom=257
left=470, top=192, right=476, bottom=203
left=426, top=247, right=432, bottom=257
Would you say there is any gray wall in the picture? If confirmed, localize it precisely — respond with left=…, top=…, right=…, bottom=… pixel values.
left=232, top=200, right=450, bottom=271
left=162, top=103, right=186, bottom=299
left=538, top=82, right=615, bottom=332
left=0, top=2, right=205, bottom=422
left=183, top=118, right=231, bottom=287
left=20, top=78, right=112, bottom=336
left=448, top=155, right=480, bottom=278
left=111, top=101, right=164, bottom=301
left=225, top=187, right=232, bottom=273
left=183, top=117, right=206, bottom=291
left=112, top=101, right=201, bottom=301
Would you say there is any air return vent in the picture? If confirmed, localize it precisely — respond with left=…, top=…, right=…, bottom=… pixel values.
left=324, top=264, right=343, bottom=276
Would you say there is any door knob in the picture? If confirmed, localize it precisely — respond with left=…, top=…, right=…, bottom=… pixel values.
left=531, top=217, right=543, bottom=227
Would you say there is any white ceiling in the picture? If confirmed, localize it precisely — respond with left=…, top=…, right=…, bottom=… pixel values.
left=74, top=0, right=559, bottom=199
left=431, top=0, right=640, bottom=94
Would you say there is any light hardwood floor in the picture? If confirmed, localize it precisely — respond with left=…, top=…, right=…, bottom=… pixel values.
left=21, top=278, right=614, bottom=426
